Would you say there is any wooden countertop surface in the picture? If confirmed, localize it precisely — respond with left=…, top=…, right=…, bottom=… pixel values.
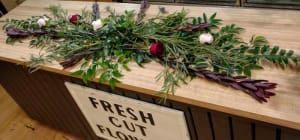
left=0, top=0, right=300, bottom=131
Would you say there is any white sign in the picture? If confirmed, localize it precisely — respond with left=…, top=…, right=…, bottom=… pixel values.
left=65, top=82, right=190, bottom=140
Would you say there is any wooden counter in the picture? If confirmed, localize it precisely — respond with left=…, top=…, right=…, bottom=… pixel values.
left=0, top=0, right=300, bottom=139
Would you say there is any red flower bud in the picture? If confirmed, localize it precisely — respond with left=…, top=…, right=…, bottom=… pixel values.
left=150, top=42, right=164, bottom=57
left=69, top=14, right=81, bottom=24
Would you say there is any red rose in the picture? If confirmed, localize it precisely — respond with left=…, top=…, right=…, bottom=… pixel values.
left=150, top=42, right=164, bottom=57
left=69, top=14, right=81, bottom=24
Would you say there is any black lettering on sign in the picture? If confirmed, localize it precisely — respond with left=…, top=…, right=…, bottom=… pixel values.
left=89, top=98, right=156, bottom=126
left=107, top=127, right=118, bottom=139
left=114, top=104, right=126, bottom=117
left=128, top=135, right=140, bottom=140
left=116, top=131, right=128, bottom=140
left=88, top=97, right=99, bottom=109
left=96, top=124, right=118, bottom=139
left=123, top=120, right=135, bottom=132
left=127, top=107, right=138, bottom=121
left=96, top=124, right=105, bottom=134
left=108, top=116, right=148, bottom=136
left=100, top=100, right=114, bottom=113
left=135, top=124, right=147, bottom=137
left=139, top=111, right=155, bottom=126
left=96, top=124, right=143, bottom=140
left=109, top=116, right=122, bottom=128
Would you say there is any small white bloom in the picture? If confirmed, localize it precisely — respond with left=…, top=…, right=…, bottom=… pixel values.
left=37, top=17, right=49, bottom=27
left=43, top=16, right=49, bottom=21
left=92, top=19, right=103, bottom=31
left=199, top=33, right=214, bottom=44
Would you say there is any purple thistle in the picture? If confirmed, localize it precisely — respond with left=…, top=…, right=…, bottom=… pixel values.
left=136, top=0, right=150, bottom=23
left=92, top=0, right=100, bottom=20
left=140, top=0, right=149, bottom=10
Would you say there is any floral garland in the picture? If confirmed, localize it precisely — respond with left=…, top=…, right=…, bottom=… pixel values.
left=2, top=0, right=299, bottom=103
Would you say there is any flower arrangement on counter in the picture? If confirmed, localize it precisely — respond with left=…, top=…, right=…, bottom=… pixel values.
left=2, top=0, right=299, bottom=103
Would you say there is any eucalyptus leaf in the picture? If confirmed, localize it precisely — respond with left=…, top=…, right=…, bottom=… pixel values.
left=279, top=49, right=286, bottom=56
left=287, top=50, right=294, bottom=57
left=243, top=67, right=251, bottom=77
left=71, top=70, right=83, bottom=76
left=109, top=78, right=121, bottom=90
left=112, top=70, right=123, bottom=78
left=99, top=72, right=109, bottom=83
left=271, top=46, right=279, bottom=55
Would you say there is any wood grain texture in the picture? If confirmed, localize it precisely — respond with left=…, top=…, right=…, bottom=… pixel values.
left=210, top=111, right=231, bottom=140
left=281, top=128, right=300, bottom=140
left=0, top=85, right=80, bottom=140
left=172, top=103, right=197, bottom=140
left=190, top=107, right=214, bottom=140
left=255, top=123, right=276, bottom=140
left=232, top=117, right=252, bottom=140
left=0, top=0, right=300, bottom=131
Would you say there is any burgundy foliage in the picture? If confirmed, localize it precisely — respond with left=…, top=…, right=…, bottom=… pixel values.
left=167, top=60, right=277, bottom=103
left=6, top=28, right=54, bottom=38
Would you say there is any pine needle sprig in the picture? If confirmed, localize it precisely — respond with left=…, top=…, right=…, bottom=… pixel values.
left=48, top=5, right=68, bottom=22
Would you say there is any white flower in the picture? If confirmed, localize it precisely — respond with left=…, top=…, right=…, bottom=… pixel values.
left=92, top=19, right=103, bottom=31
left=199, top=33, right=214, bottom=44
left=37, top=17, right=49, bottom=27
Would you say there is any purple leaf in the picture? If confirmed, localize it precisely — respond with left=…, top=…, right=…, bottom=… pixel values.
left=6, top=28, right=55, bottom=38
left=233, top=75, right=247, bottom=80
left=265, top=91, right=276, bottom=98
left=60, top=57, right=83, bottom=69
left=6, top=28, right=30, bottom=37
left=176, top=23, right=210, bottom=32
left=255, top=88, right=265, bottom=98
left=240, top=80, right=252, bottom=83
left=189, top=67, right=200, bottom=72
left=254, top=82, right=277, bottom=89
left=241, top=82, right=258, bottom=91
left=252, top=80, right=268, bottom=83
left=195, top=72, right=205, bottom=78
left=205, top=73, right=220, bottom=81
left=230, top=83, right=245, bottom=91
left=220, top=76, right=236, bottom=82
left=249, top=91, right=266, bottom=103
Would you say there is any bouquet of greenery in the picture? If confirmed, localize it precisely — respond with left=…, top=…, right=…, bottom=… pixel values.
left=2, top=0, right=298, bottom=103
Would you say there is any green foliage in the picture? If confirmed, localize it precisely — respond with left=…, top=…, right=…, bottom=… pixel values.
left=6, top=37, right=16, bottom=44
left=3, top=17, right=41, bottom=30
left=2, top=5, right=299, bottom=102
left=246, top=36, right=297, bottom=66
left=49, top=5, right=68, bottom=22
